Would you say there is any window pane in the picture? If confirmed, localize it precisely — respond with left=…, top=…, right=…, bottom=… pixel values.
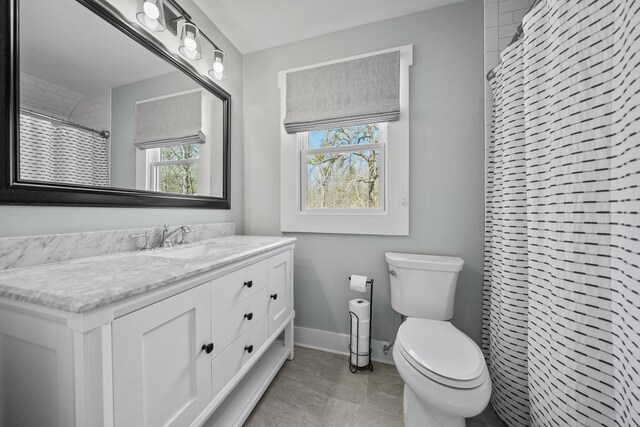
left=157, top=163, right=198, bottom=195
left=308, top=124, right=380, bottom=149
left=306, top=150, right=379, bottom=209
left=160, top=144, right=199, bottom=161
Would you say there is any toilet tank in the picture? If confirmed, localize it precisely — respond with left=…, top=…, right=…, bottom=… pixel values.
left=385, top=252, right=464, bottom=320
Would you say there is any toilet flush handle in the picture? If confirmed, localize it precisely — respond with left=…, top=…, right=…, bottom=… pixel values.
left=389, top=270, right=397, bottom=277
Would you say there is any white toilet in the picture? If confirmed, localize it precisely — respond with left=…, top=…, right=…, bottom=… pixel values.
left=385, top=252, right=491, bottom=427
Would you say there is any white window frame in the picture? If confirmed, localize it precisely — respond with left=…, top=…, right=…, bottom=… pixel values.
left=137, top=142, right=209, bottom=195
left=147, top=146, right=199, bottom=193
left=278, top=45, right=412, bottom=235
left=299, top=124, right=387, bottom=214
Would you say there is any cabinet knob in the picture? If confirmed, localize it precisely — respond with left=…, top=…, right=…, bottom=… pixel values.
left=244, top=345, right=254, bottom=354
left=201, top=343, right=214, bottom=354
left=244, top=280, right=253, bottom=288
left=270, top=293, right=278, bottom=300
left=244, top=312, right=253, bottom=321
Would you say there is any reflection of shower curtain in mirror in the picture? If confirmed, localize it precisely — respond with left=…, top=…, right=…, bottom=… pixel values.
left=19, top=115, right=109, bottom=187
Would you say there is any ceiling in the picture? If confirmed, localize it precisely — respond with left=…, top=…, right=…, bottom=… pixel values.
left=194, top=0, right=466, bottom=54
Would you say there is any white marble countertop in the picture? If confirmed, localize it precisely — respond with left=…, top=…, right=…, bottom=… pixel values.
left=0, top=235, right=296, bottom=313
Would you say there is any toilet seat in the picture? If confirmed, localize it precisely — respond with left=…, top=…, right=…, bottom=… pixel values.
left=396, top=318, right=486, bottom=389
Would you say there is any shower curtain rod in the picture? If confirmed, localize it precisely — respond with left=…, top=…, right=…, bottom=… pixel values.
left=486, top=0, right=543, bottom=82
left=20, top=108, right=111, bottom=139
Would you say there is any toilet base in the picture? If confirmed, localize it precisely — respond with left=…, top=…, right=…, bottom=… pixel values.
left=403, top=385, right=465, bottom=427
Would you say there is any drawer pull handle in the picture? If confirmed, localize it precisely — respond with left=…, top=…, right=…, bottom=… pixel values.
left=270, top=293, right=278, bottom=300
left=244, top=345, right=254, bottom=354
left=244, top=280, right=253, bottom=288
left=244, top=312, right=254, bottom=321
left=201, top=343, right=214, bottom=354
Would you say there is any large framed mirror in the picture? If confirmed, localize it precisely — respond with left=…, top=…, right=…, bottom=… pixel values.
left=0, top=0, right=231, bottom=208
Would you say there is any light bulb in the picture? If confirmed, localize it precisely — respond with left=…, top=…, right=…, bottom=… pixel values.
left=143, top=16, right=159, bottom=29
left=179, top=23, right=201, bottom=59
left=136, top=0, right=165, bottom=31
left=184, top=37, right=197, bottom=50
left=183, top=48, right=198, bottom=59
left=143, top=1, right=160, bottom=19
left=212, top=61, right=224, bottom=74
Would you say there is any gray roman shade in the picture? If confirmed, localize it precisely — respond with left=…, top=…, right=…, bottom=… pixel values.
left=283, top=51, right=400, bottom=134
left=134, top=91, right=205, bottom=148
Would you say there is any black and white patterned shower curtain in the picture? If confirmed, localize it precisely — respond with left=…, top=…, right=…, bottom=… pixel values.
left=483, top=1, right=640, bottom=426
left=19, top=114, right=110, bottom=187
left=484, top=37, right=530, bottom=427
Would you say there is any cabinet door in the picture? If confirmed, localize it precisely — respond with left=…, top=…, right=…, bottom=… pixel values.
left=112, top=285, right=212, bottom=427
left=267, top=251, right=291, bottom=334
left=0, top=309, right=74, bottom=427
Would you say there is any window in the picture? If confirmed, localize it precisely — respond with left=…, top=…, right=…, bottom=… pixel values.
left=136, top=140, right=213, bottom=196
left=279, top=45, right=412, bottom=235
left=149, top=143, right=199, bottom=194
left=301, top=124, right=385, bottom=211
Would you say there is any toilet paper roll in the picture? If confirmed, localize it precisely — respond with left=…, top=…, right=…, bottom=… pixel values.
left=348, top=297, right=371, bottom=368
left=350, top=318, right=370, bottom=335
left=350, top=275, right=368, bottom=292
left=350, top=334, right=370, bottom=354
left=353, top=352, right=370, bottom=367
left=348, top=299, right=370, bottom=321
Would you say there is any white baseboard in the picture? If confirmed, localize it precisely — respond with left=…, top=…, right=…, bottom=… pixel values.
left=294, top=326, right=395, bottom=365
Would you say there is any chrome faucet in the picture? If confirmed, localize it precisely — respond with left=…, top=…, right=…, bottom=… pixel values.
left=128, top=231, right=153, bottom=251
left=161, top=224, right=194, bottom=248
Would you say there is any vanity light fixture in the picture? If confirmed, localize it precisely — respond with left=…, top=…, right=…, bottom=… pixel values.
left=178, top=22, right=202, bottom=60
left=136, top=0, right=166, bottom=31
left=208, top=50, right=227, bottom=81
left=135, top=0, right=227, bottom=81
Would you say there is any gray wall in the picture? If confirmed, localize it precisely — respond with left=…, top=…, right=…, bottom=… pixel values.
left=242, top=1, right=485, bottom=344
left=1, top=0, right=244, bottom=237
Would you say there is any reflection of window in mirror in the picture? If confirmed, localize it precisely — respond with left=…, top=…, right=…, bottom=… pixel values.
left=149, top=144, right=200, bottom=194
left=134, top=89, right=217, bottom=195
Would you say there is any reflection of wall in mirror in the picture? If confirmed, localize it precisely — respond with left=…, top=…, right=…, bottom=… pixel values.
left=20, top=71, right=112, bottom=133
left=69, top=88, right=112, bottom=133
left=110, top=71, right=224, bottom=197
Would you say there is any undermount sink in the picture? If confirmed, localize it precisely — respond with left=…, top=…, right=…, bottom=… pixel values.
left=146, top=242, right=246, bottom=260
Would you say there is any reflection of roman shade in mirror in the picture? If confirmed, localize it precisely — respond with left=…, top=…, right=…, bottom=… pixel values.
left=133, top=90, right=205, bottom=148
left=283, top=51, right=400, bottom=134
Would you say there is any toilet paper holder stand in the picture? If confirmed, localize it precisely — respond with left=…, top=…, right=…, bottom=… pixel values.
left=348, top=276, right=374, bottom=373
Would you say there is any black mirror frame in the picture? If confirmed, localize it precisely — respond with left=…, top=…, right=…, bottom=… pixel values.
left=0, top=0, right=231, bottom=209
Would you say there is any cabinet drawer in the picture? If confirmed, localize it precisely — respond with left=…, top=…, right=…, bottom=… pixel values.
left=211, top=260, right=268, bottom=313
left=211, top=316, right=268, bottom=399
left=211, top=288, right=268, bottom=358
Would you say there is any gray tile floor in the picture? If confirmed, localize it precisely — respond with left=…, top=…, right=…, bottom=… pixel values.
left=244, top=346, right=507, bottom=427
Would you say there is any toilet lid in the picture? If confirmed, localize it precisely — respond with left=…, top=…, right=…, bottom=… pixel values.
left=397, top=318, right=486, bottom=389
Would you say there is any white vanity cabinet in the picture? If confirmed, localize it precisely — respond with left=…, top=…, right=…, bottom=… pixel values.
left=0, top=242, right=295, bottom=427
left=112, top=285, right=213, bottom=427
